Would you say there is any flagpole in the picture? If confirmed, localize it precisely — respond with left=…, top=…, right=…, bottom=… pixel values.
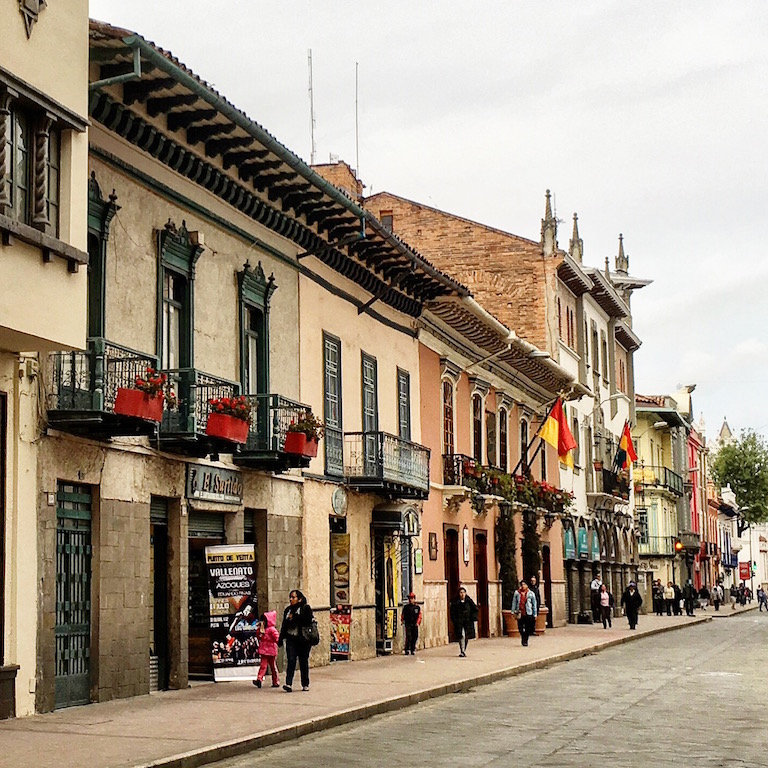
left=510, top=396, right=561, bottom=477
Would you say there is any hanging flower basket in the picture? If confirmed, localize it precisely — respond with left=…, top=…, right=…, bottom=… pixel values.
left=284, top=431, right=319, bottom=457
left=114, top=388, right=164, bottom=422
left=206, top=412, right=249, bottom=443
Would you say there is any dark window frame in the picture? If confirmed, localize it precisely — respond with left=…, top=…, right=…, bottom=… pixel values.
left=397, top=368, right=411, bottom=441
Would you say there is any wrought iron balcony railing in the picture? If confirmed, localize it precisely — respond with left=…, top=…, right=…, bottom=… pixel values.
left=638, top=535, right=676, bottom=556
left=47, top=337, right=159, bottom=436
left=344, top=431, right=430, bottom=499
left=442, top=453, right=478, bottom=486
left=600, top=468, right=631, bottom=499
left=324, top=425, right=344, bottom=478
left=634, top=465, right=684, bottom=496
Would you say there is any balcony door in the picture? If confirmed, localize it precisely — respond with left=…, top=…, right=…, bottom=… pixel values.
left=362, top=353, right=378, bottom=477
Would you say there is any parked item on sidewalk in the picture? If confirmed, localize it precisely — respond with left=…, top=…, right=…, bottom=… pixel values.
left=620, top=582, right=642, bottom=629
left=599, top=583, right=614, bottom=629
left=511, top=580, right=537, bottom=646
left=278, top=589, right=314, bottom=691
left=401, top=592, right=422, bottom=654
left=450, top=587, right=478, bottom=656
left=253, top=611, right=280, bottom=688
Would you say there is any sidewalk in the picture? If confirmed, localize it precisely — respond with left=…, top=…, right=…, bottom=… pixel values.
left=0, top=605, right=758, bottom=768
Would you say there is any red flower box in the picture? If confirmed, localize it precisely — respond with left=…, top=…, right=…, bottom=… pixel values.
left=114, top=387, right=163, bottom=422
left=284, top=431, right=319, bottom=457
left=206, top=412, right=249, bottom=444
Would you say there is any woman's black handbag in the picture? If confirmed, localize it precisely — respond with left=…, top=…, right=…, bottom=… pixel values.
left=302, top=618, right=320, bottom=646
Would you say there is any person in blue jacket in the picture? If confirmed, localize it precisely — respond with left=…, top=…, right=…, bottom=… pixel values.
left=511, top=580, right=538, bottom=646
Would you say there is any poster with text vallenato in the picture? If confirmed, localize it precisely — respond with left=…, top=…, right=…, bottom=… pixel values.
left=205, top=544, right=260, bottom=681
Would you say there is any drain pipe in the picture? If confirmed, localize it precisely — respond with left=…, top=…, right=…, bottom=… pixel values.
left=89, top=43, right=142, bottom=92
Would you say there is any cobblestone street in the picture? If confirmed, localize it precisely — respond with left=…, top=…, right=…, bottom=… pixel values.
left=222, top=615, right=768, bottom=768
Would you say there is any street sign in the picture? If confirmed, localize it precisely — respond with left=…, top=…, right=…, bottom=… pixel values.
left=739, top=561, right=750, bottom=581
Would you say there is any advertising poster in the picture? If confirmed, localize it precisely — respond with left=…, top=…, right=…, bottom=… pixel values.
left=205, top=543, right=260, bottom=681
left=331, top=533, right=351, bottom=605
left=330, top=605, right=351, bottom=660
left=383, top=537, right=399, bottom=642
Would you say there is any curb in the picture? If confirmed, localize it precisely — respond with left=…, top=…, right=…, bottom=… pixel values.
left=137, top=616, right=711, bottom=768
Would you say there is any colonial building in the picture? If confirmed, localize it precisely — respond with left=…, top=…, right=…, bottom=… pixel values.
left=364, top=189, right=647, bottom=622
left=1, top=0, right=90, bottom=717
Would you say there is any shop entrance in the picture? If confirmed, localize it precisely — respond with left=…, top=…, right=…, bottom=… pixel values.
left=188, top=511, right=225, bottom=678
left=55, top=483, right=92, bottom=709
left=150, top=498, right=170, bottom=691
left=444, top=526, right=460, bottom=641
left=473, top=531, right=490, bottom=637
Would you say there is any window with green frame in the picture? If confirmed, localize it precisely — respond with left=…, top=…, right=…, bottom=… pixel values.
left=156, top=220, right=203, bottom=371
left=237, top=261, right=275, bottom=394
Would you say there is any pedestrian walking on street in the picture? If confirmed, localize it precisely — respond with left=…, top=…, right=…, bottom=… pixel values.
left=698, top=585, right=710, bottom=611
left=450, top=586, right=478, bottom=657
left=529, top=575, right=542, bottom=637
left=664, top=581, right=675, bottom=616
left=401, top=592, right=422, bottom=654
left=683, top=579, right=697, bottom=616
left=277, top=589, right=314, bottom=692
left=712, top=582, right=723, bottom=611
left=673, top=582, right=683, bottom=615
left=590, top=574, right=603, bottom=622
left=599, top=583, right=614, bottom=629
left=653, top=579, right=665, bottom=616
left=252, top=611, right=280, bottom=689
left=621, top=581, right=642, bottom=629
left=757, top=586, right=768, bottom=611
left=511, top=580, right=537, bottom=646
left=730, top=583, right=738, bottom=609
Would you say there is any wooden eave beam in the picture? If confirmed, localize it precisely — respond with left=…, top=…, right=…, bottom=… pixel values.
left=146, top=94, right=198, bottom=117
left=205, top=135, right=254, bottom=158
left=267, top=182, right=309, bottom=203
left=238, top=158, right=282, bottom=179
left=122, top=77, right=176, bottom=104
left=167, top=108, right=217, bottom=131
left=187, top=122, right=234, bottom=145
left=304, top=202, right=344, bottom=226
left=251, top=171, right=296, bottom=192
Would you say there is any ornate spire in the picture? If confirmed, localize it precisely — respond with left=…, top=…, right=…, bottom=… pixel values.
left=615, top=233, right=629, bottom=274
left=541, top=189, right=557, bottom=256
left=569, top=213, right=583, bottom=263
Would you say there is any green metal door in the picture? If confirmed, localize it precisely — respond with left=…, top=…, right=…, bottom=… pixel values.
left=55, top=483, right=92, bottom=709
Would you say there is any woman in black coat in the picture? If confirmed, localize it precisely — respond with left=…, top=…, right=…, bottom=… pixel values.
left=620, top=582, right=643, bottom=630
left=277, top=589, right=314, bottom=692
left=449, top=587, right=478, bottom=657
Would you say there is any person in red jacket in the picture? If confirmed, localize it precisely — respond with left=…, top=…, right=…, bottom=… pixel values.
left=253, top=611, right=280, bottom=688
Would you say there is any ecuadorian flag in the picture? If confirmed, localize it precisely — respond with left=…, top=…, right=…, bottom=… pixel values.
left=538, top=399, right=577, bottom=468
left=615, top=421, right=637, bottom=470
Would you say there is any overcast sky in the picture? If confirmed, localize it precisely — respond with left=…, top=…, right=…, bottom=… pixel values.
left=90, top=1, right=768, bottom=441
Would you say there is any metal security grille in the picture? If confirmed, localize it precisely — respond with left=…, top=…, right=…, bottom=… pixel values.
left=55, top=483, right=92, bottom=709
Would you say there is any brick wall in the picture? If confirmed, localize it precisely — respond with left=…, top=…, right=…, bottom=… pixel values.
left=366, top=192, right=557, bottom=350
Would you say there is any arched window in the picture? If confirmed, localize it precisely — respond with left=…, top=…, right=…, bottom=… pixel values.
left=442, top=380, right=454, bottom=455
left=472, top=394, right=483, bottom=463
left=499, top=408, right=508, bottom=472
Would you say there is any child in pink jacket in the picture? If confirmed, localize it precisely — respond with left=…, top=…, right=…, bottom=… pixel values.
left=253, top=611, right=280, bottom=688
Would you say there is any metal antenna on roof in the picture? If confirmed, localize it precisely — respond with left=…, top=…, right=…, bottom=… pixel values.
left=355, top=61, right=360, bottom=184
left=308, top=49, right=316, bottom=165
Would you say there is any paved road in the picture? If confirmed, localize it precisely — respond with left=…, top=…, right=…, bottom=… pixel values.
left=218, top=615, right=768, bottom=768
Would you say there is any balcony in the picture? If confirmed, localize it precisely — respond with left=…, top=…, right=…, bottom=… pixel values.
left=638, top=535, right=675, bottom=556
left=233, top=394, right=315, bottom=472
left=587, top=467, right=631, bottom=512
left=344, top=431, right=430, bottom=500
left=635, top=465, right=684, bottom=496
left=47, top=338, right=159, bottom=439
left=442, top=453, right=478, bottom=486
left=158, top=368, right=241, bottom=457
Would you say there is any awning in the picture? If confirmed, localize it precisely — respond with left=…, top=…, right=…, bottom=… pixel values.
left=371, top=502, right=421, bottom=534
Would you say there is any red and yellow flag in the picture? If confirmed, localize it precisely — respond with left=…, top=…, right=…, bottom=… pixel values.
left=538, top=399, right=577, bottom=468
left=616, top=421, right=637, bottom=469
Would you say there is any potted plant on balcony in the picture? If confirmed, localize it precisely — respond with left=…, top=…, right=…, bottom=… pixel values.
left=114, top=367, right=166, bottom=422
left=206, top=395, right=251, bottom=443
left=284, top=410, right=324, bottom=458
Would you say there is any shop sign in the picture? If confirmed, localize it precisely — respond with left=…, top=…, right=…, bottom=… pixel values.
left=187, top=465, right=243, bottom=504
left=383, top=537, right=399, bottom=643
left=589, top=529, right=600, bottom=561
left=577, top=526, right=589, bottom=559
left=739, top=561, right=750, bottom=581
left=205, top=543, right=259, bottom=682
left=330, top=605, right=351, bottom=660
left=564, top=527, right=576, bottom=560
left=414, top=548, right=424, bottom=575
left=331, top=533, right=351, bottom=605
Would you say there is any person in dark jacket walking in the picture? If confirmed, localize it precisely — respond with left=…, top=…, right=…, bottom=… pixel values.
left=449, top=587, right=478, bottom=657
left=683, top=580, right=697, bottom=616
left=277, top=589, right=314, bottom=692
left=400, top=592, right=422, bottom=655
left=620, top=581, right=643, bottom=629
left=528, top=575, right=542, bottom=637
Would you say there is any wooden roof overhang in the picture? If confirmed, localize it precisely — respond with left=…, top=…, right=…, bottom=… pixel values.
left=584, top=268, right=629, bottom=319
left=557, top=254, right=593, bottom=297
left=88, top=21, right=467, bottom=317
left=426, top=296, right=589, bottom=399
left=615, top=321, right=641, bottom=352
